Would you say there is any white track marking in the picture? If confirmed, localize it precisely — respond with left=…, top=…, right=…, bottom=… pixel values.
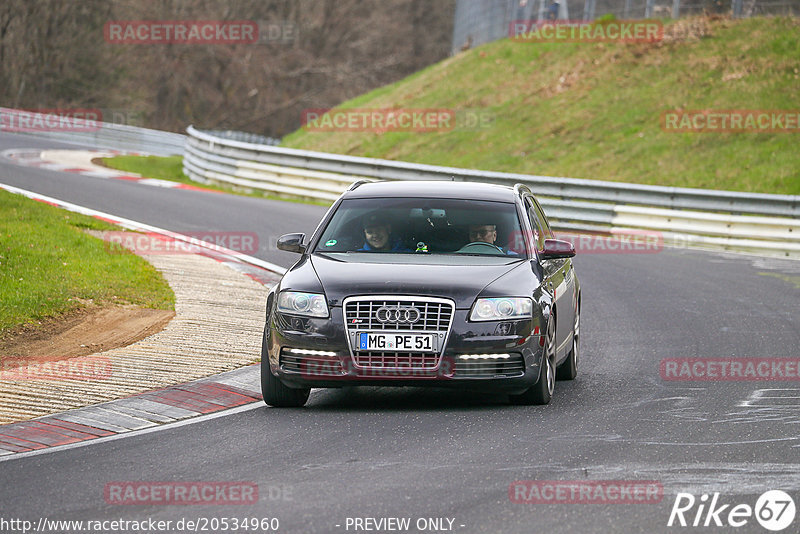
left=0, top=182, right=286, bottom=274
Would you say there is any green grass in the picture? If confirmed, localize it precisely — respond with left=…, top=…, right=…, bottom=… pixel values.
left=103, top=155, right=186, bottom=182
left=101, top=155, right=332, bottom=206
left=0, top=190, right=174, bottom=332
left=282, top=16, right=800, bottom=195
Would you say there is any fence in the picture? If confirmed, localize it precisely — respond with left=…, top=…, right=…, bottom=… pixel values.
left=452, top=0, right=800, bottom=53
left=184, top=126, right=800, bottom=258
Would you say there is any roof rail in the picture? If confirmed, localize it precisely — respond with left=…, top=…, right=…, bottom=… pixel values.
left=348, top=179, right=372, bottom=191
left=513, top=183, right=531, bottom=196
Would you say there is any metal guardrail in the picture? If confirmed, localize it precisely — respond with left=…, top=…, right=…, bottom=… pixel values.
left=184, top=126, right=800, bottom=257
left=186, top=126, right=799, bottom=217
left=0, top=107, right=185, bottom=156
left=202, top=129, right=280, bottom=146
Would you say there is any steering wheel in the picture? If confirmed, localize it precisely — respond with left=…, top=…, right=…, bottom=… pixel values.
left=456, top=242, right=506, bottom=255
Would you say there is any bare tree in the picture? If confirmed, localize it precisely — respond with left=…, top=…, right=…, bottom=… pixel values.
left=0, top=0, right=454, bottom=138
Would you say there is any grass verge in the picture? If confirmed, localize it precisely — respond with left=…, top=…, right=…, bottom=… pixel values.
left=100, top=155, right=332, bottom=206
left=102, top=155, right=186, bottom=182
left=282, top=16, right=800, bottom=195
left=0, top=189, right=174, bottom=333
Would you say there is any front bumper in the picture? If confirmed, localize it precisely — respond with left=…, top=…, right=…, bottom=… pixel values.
left=267, top=307, right=545, bottom=394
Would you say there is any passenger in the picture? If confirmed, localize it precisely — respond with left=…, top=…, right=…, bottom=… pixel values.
left=359, top=213, right=408, bottom=252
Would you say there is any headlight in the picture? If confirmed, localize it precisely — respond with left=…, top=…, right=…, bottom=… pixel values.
left=470, top=297, right=532, bottom=321
left=277, top=291, right=329, bottom=318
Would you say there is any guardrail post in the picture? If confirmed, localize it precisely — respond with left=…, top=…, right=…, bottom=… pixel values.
left=645, top=0, right=655, bottom=17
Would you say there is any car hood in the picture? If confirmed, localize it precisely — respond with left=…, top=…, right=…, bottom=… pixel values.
left=308, top=253, right=529, bottom=308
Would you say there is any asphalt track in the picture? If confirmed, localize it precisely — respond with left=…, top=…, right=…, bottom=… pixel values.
left=1, top=132, right=799, bottom=533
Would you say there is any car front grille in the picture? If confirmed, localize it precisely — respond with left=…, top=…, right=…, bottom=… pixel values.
left=344, top=298, right=452, bottom=331
left=454, top=354, right=525, bottom=378
left=344, top=296, right=455, bottom=370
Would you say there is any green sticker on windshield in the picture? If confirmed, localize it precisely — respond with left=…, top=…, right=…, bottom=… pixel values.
left=325, top=239, right=337, bottom=246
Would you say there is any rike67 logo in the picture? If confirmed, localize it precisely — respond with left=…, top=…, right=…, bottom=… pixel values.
left=668, top=490, right=796, bottom=531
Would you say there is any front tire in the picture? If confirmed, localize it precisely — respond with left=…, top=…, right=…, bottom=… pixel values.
left=556, top=305, right=579, bottom=381
left=509, top=319, right=555, bottom=405
left=260, top=331, right=310, bottom=407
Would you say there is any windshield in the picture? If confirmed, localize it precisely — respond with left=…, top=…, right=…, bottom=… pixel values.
left=313, top=197, right=528, bottom=258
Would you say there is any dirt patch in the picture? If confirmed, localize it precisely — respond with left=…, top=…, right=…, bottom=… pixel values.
left=90, top=157, right=114, bottom=169
left=661, top=16, right=714, bottom=43
left=0, top=305, right=174, bottom=366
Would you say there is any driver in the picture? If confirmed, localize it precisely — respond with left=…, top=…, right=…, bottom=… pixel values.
left=467, top=223, right=519, bottom=255
left=468, top=224, right=498, bottom=245
left=359, top=213, right=408, bottom=252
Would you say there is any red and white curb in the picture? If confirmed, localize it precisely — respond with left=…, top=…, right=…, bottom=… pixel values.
left=0, top=183, right=290, bottom=456
left=1, top=148, right=217, bottom=193
left=0, top=365, right=264, bottom=459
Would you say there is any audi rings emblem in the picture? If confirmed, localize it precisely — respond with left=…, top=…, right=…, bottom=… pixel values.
left=376, top=305, right=421, bottom=324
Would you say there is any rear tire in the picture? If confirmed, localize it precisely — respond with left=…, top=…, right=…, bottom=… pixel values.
left=509, top=319, right=555, bottom=405
left=260, top=331, right=310, bottom=408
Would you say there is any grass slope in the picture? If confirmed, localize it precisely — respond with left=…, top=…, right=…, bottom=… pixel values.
left=283, top=16, right=800, bottom=194
left=0, top=190, right=174, bottom=332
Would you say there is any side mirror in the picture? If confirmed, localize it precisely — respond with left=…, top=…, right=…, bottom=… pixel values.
left=277, top=233, right=306, bottom=254
left=540, top=238, right=575, bottom=260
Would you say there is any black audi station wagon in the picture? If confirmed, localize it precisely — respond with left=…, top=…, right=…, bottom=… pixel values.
left=261, top=181, right=580, bottom=407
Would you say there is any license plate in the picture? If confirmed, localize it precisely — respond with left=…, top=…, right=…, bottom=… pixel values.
left=358, top=332, right=435, bottom=352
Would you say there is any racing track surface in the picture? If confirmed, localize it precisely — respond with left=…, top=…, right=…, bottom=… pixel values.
left=1, top=132, right=799, bottom=533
